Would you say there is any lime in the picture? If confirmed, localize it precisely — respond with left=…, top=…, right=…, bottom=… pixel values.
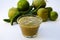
left=46, top=7, right=52, bottom=13
left=8, top=7, right=19, bottom=20
left=49, top=11, right=58, bottom=21
left=32, top=0, right=46, bottom=8
left=45, top=7, right=53, bottom=17
left=37, top=8, right=48, bottom=22
left=17, top=0, right=29, bottom=11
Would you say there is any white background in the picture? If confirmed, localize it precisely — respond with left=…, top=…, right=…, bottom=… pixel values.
left=0, top=0, right=60, bottom=40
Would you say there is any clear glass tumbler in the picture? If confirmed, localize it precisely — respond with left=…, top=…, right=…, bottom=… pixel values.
left=17, top=16, right=42, bottom=38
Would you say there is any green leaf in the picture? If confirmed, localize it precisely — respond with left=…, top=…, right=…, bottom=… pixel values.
left=3, top=19, right=10, bottom=23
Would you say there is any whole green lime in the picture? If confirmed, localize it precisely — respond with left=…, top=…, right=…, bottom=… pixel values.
left=32, top=0, right=46, bottom=8
left=37, top=8, right=48, bottom=22
left=45, top=7, right=53, bottom=17
left=8, top=7, right=19, bottom=20
left=46, top=7, right=52, bottom=13
left=49, top=11, right=58, bottom=21
left=17, top=0, right=29, bottom=11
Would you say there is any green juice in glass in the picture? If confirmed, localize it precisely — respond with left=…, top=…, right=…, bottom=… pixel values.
left=17, top=16, right=42, bottom=38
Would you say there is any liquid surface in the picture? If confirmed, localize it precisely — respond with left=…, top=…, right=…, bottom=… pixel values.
left=18, top=16, right=41, bottom=28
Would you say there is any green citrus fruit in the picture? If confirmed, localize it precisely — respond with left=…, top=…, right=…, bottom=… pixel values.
left=45, top=7, right=53, bottom=17
left=37, top=8, right=48, bottom=22
left=49, top=11, right=58, bottom=21
left=17, top=0, right=29, bottom=11
left=32, top=0, right=46, bottom=8
left=8, top=7, right=19, bottom=20
left=46, top=7, right=52, bottom=13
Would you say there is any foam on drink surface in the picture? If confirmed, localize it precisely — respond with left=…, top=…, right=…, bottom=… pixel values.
left=18, top=16, right=41, bottom=28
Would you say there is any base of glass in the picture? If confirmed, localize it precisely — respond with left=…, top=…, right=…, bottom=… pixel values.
left=23, top=35, right=37, bottom=38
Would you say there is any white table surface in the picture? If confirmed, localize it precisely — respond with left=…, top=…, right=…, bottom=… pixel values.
left=0, top=0, right=60, bottom=40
